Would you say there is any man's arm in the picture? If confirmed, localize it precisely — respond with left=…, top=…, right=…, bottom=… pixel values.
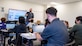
left=29, top=18, right=33, bottom=21
left=69, top=25, right=78, bottom=33
left=35, top=27, right=53, bottom=40
left=35, top=33, right=43, bottom=40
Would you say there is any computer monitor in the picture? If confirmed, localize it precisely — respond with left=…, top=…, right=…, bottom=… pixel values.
left=6, top=24, right=15, bottom=29
left=32, top=25, right=45, bottom=33
left=8, top=9, right=27, bottom=21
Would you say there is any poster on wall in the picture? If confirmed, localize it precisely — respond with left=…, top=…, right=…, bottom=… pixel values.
left=1, top=7, right=4, bottom=12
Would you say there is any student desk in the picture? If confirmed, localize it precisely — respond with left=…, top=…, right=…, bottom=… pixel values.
left=20, top=33, right=36, bottom=39
left=20, top=33, right=36, bottom=46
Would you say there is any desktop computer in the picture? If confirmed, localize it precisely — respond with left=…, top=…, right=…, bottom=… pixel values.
left=32, top=25, right=45, bottom=33
left=6, top=21, right=16, bottom=29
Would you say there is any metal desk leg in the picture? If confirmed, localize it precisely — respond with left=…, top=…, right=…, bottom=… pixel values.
left=3, top=36, right=6, bottom=46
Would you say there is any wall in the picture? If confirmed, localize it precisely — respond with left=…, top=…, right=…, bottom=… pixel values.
left=47, top=1, right=82, bottom=27
left=1, top=0, right=82, bottom=26
left=0, top=0, right=45, bottom=23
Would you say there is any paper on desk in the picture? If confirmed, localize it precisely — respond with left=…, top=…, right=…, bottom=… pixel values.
left=20, top=33, right=36, bottom=39
left=1, top=29, right=8, bottom=32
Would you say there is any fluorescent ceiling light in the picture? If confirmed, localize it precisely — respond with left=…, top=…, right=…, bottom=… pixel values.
left=50, top=2, right=60, bottom=5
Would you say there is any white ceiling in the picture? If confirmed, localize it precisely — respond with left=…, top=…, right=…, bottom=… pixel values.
left=22, top=0, right=82, bottom=5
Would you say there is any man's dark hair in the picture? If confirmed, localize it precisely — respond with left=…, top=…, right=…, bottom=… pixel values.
left=46, top=7, right=57, bottom=16
left=19, top=16, right=25, bottom=24
left=76, top=16, right=82, bottom=22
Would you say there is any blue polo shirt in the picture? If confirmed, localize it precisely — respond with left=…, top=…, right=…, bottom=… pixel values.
left=41, top=18, right=69, bottom=46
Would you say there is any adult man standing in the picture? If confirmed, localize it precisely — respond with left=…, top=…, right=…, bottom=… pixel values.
left=25, top=8, right=34, bottom=25
left=35, top=7, right=69, bottom=46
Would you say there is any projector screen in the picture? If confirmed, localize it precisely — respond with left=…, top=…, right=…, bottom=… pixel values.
left=8, top=9, right=27, bottom=21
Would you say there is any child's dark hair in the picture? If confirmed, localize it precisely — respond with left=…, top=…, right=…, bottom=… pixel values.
left=1, top=17, right=6, bottom=22
left=45, top=19, right=50, bottom=27
left=19, top=16, right=25, bottom=24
